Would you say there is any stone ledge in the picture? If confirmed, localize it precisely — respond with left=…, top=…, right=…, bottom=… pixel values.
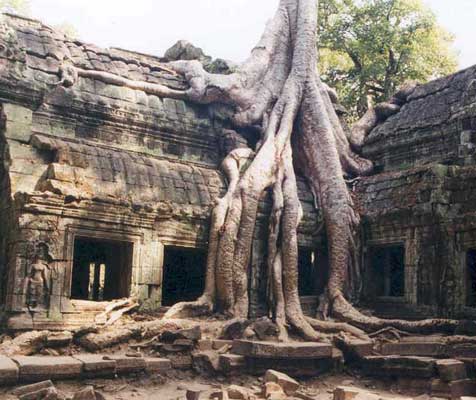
left=232, top=340, right=332, bottom=359
left=11, top=356, right=83, bottom=382
left=0, top=355, right=19, bottom=386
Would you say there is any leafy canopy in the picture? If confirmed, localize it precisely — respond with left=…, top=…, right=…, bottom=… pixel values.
left=318, top=0, right=458, bottom=118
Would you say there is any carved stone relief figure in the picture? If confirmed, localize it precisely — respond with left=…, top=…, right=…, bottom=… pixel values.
left=24, top=244, right=51, bottom=310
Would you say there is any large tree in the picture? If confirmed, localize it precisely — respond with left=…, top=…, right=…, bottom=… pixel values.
left=318, top=0, right=458, bottom=118
left=72, top=0, right=460, bottom=340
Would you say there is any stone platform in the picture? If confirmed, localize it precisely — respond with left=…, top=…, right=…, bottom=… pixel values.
left=230, top=340, right=338, bottom=377
left=0, top=354, right=171, bottom=386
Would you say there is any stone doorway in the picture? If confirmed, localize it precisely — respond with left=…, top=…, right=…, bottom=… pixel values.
left=466, top=249, right=476, bottom=306
left=71, top=237, right=133, bottom=301
left=161, top=246, right=206, bottom=306
left=366, top=245, right=405, bottom=299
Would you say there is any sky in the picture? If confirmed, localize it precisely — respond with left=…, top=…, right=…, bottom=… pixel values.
left=24, top=0, right=476, bottom=69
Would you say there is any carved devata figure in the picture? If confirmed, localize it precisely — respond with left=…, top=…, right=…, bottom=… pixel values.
left=24, top=245, right=51, bottom=310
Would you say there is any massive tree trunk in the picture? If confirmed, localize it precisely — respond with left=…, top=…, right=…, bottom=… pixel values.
left=160, top=0, right=462, bottom=337
left=71, top=0, right=461, bottom=338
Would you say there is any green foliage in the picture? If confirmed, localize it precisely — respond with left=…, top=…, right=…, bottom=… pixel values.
left=0, top=0, right=30, bottom=15
left=318, top=0, right=459, bottom=118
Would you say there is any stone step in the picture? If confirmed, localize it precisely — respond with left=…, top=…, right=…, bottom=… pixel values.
left=361, top=354, right=476, bottom=386
left=230, top=340, right=336, bottom=377
left=361, top=355, right=437, bottom=378
left=232, top=340, right=332, bottom=359
left=381, top=340, right=476, bottom=359
left=0, top=354, right=172, bottom=386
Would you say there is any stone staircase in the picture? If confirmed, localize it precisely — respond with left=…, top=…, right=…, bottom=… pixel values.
left=344, top=336, right=476, bottom=398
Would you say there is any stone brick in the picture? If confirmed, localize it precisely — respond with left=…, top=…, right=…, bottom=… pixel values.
left=12, top=356, right=83, bottom=382
left=264, top=369, right=299, bottom=395
left=450, top=379, right=476, bottom=398
left=102, top=355, right=146, bottom=374
left=362, top=356, right=437, bottom=378
left=0, top=355, right=19, bottom=385
left=12, top=380, right=54, bottom=396
left=72, top=354, right=116, bottom=377
left=382, top=341, right=445, bottom=357
left=145, top=358, right=172, bottom=374
left=232, top=340, right=332, bottom=359
left=218, top=354, right=245, bottom=375
left=436, top=359, right=467, bottom=382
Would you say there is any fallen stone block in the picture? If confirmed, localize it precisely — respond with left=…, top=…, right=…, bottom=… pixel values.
left=102, top=355, right=146, bottom=374
left=218, top=354, right=245, bottom=375
left=45, top=331, right=73, bottom=348
left=192, top=351, right=220, bottom=374
left=232, top=340, right=332, bottom=359
left=246, top=356, right=334, bottom=377
left=430, top=378, right=450, bottom=397
left=72, top=386, right=96, bottom=400
left=227, top=384, right=252, bottom=399
left=436, top=359, right=467, bottom=382
left=0, top=355, right=19, bottom=385
left=12, top=356, right=83, bottom=382
left=19, top=386, right=58, bottom=400
left=448, top=343, right=476, bottom=358
left=160, top=326, right=201, bottom=343
left=361, top=355, right=437, bottom=378
left=333, top=386, right=412, bottom=400
left=72, top=354, right=116, bottom=378
left=450, top=379, right=476, bottom=398
left=145, top=357, right=172, bottom=374
left=381, top=341, right=445, bottom=357
left=186, top=388, right=203, bottom=400
left=336, top=339, right=373, bottom=363
left=12, top=380, right=54, bottom=396
left=221, top=319, right=251, bottom=340
left=168, top=354, right=193, bottom=370
left=264, top=369, right=299, bottom=395
left=263, top=382, right=286, bottom=400
left=251, top=318, right=279, bottom=341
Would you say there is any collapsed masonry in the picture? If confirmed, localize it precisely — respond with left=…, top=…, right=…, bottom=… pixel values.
left=0, top=13, right=476, bottom=331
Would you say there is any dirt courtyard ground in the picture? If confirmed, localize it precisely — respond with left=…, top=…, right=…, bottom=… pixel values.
left=0, top=370, right=423, bottom=400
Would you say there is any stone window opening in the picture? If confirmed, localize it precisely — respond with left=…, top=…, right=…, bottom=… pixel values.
left=162, top=246, right=207, bottom=307
left=71, top=237, right=133, bottom=301
left=466, top=249, right=476, bottom=307
left=367, top=245, right=405, bottom=298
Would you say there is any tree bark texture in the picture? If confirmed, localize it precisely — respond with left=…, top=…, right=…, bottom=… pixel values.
left=67, top=0, right=461, bottom=338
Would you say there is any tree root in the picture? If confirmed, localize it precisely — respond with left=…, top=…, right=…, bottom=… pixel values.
left=331, top=294, right=460, bottom=335
left=62, top=0, right=461, bottom=343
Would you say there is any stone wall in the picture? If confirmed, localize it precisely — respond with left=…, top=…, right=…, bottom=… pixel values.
left=0, top=13, right=319, bottom=329
left=2, top=11, right=476, bottom=330
left=363, top=65, right=476, bottom=171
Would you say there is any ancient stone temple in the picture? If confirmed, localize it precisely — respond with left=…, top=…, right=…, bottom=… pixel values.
left=0, top=12, right=475, bottom=331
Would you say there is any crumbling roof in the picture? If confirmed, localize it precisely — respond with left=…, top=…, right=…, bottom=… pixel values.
left=363, top=65, right=476, bottom=172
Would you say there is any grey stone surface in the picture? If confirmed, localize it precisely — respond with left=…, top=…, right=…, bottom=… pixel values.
left=0, top=355, right=19, bottom=385
left=12, top=356, right=83, bottom=381
left=72, top=354, right=116, bottom=377
left=232, top=340, right=332, bottom=359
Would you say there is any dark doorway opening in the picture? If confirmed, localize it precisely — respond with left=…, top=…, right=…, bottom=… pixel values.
left=367, top=245, right=405, bottom=298
left=162, top=246, right=206, bottom=306
left=466, top=249, right=476, bottom=306
left=71, top=237, right=133, bottom=301
left=298, top=248, right=318, bottom=296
